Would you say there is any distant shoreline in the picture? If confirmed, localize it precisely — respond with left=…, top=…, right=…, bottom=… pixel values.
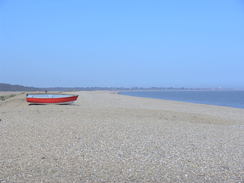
left=1, top=83, right=243, bottom=92
left=119, top=90, right=244, bottom=109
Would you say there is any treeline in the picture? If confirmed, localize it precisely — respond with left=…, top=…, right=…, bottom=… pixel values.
left=0, top=83, right=222, bottom=91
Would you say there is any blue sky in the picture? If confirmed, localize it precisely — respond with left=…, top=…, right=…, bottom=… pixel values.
left=0, top=0, right=243, bottom=88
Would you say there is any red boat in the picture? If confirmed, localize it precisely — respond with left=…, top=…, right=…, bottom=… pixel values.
left=26, top=93, right=78, bottom=104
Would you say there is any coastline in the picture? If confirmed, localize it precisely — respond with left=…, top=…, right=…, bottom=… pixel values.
left=118, top=90, right=244, bottom=109
left=0, top=91, right=243, bottom=182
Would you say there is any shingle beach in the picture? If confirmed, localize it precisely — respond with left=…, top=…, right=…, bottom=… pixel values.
left=0, top=91, right=244, bottom=183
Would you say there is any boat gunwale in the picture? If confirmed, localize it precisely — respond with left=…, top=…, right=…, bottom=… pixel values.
left=26, top=93, right=79, bottom=98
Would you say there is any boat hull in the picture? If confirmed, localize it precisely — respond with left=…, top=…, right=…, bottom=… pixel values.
left=26, top=94, right=78, bottom=104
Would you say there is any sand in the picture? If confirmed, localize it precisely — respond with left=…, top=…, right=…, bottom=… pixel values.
left=0, top=91, right=243, bottom=183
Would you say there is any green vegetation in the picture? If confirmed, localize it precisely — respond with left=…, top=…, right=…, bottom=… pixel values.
left=0, top=94, right=16, bottom=101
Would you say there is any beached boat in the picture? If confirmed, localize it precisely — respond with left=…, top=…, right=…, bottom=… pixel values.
left=26, top=93, right=78, bottom=104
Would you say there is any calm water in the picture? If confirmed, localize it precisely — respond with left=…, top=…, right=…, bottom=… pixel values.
left=120, top=91, right=244, bottom=109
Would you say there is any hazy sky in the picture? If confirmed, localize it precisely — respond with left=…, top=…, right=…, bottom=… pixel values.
left=0, top=0, right=243, bottom=88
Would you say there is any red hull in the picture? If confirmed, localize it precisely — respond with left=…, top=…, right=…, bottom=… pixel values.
left=26, top=94, right=78, bottom=104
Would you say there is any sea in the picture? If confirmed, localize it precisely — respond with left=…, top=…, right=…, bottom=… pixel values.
left=120, top=90, right=244, bottom=109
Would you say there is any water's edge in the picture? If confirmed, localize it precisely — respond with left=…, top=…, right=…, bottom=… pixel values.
left=119, top=91, right=244, bottom=109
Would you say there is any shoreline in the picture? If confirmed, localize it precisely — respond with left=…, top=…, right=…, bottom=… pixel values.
left=118, top=90, right=244, bottom=109
left=0, top=91, right=243, bottom=182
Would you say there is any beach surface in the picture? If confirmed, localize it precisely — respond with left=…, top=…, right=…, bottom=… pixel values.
left=0, top=91, right=244, bottom=183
